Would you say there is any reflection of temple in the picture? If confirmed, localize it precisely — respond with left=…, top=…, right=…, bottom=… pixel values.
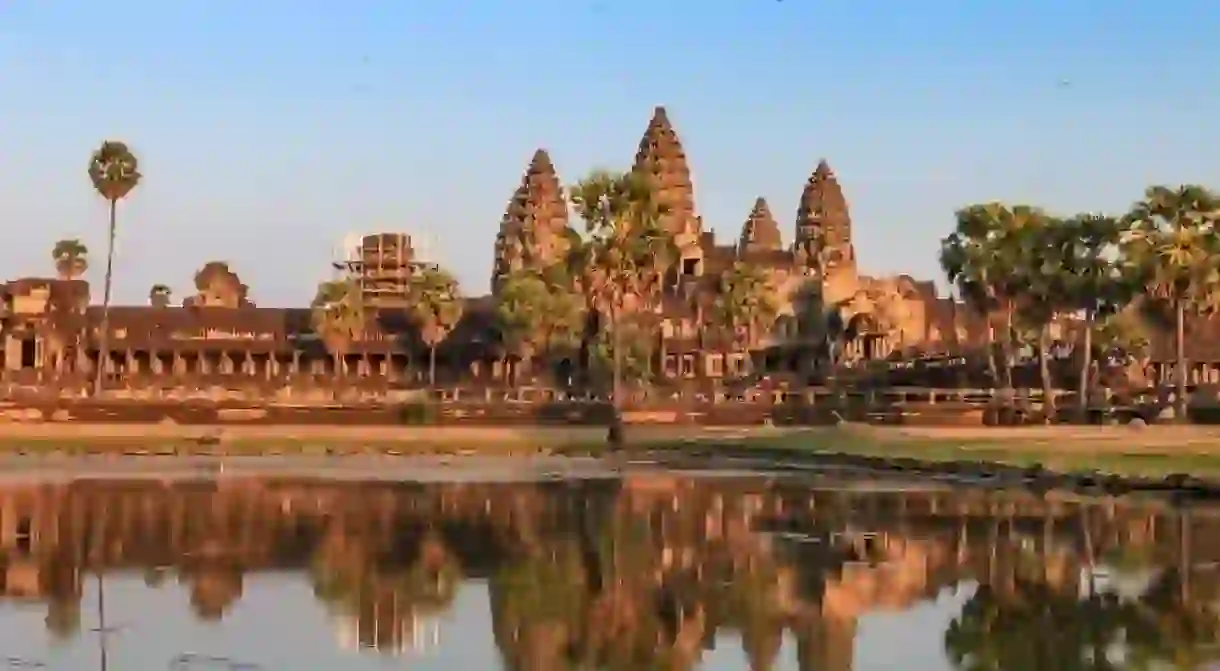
left=0, top=477, right=1216, bottom=669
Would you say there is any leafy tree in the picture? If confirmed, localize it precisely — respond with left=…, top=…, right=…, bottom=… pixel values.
left=1095, top=305, right=1151, bottom=366
left=407, top=268, right=464, bottom=387
left=587, top=316, right=654, bottom=389
left=87, top=140, right=142, bottom=395
left=941, top=202, right=1058, bottom=407
left=148, top=283, right=172, bottom=308
left=713, top=261, right=780, bottom=352
left=311, top=279, right=365, bottom=376
left=1121, top=185, right=1220, bottom=421
left=52, top=238, right=88, bottom=280
left=1057, top=214, right=1128, bottom=417
left=494, top=269, right=585, bottom=385
left=495, top=271, right=550, bottom=383
left=945, top=581, right=1135, bottom=671
left=1005, top=208, right=1069, bottom=421
left=189, top=261, right=251, bottom=308
left=568, top=169, right=674, bottom=404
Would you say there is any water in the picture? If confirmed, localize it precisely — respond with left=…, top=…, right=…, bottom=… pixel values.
left=0, top=460, right=1216, bottom=670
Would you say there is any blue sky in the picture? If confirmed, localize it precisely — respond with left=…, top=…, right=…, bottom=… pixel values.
left=1, top=1, right=1217, bottom=306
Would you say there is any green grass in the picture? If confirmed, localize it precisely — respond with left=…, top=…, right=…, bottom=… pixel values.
left=2, top=425, right=1219, bottom=479
left=657, top=428, right=1220, bottom=478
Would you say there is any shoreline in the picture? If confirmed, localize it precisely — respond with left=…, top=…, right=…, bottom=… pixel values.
left=0, top=422, right=1217, bottom=484
left=0, top=423, right=800, bottom=453
left=0, top=423, right=1215, bottom=498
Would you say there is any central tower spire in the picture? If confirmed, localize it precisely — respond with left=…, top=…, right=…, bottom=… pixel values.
left=632, top=106, right=699, bottom=236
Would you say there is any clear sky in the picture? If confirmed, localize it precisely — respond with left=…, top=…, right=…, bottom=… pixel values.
left=2, top=1, right=1217, bottom=307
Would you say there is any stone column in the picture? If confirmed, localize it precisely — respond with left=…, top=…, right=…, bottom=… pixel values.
left=4, top=335, right=21, bottom=371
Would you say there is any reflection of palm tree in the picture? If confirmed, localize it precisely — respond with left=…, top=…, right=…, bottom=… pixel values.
left=45, top=597, right=81, bottom=643
left=95, top=573, right=108, bottom=671
left=490, top=544, right=590, bottom=671
left=1126, top=568, right=1220, bottom=670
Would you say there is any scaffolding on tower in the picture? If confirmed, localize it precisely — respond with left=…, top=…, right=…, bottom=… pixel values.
left=333, top=232, right=435, bottom=308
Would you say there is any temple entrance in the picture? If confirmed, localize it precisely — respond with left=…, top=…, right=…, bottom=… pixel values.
left=862, top=334, right=884, bottom=361
left=19, top=338, right=36, bottom=369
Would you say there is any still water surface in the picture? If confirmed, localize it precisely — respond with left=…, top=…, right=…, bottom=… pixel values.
left=0, top=465, right=1214, bottom=670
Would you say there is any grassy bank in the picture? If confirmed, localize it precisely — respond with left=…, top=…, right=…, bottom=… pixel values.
left=2, top=423, right=1220, bottom=479
left=670, top=425, right=1220, bottom=478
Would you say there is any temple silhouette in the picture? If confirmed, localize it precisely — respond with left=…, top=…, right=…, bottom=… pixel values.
left=0, top=106, right=1201, bottom=397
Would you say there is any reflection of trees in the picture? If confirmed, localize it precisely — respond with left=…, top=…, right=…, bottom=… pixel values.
left=181, top=562, right=244, bottom=622
left=310, top=527, right=463, bottom=654
left=946, top=581, right=1133, bottom=670
left=45, top=596, right=81, bottom=642
left=8, top=480, right=1220, bottom=669
left=1125, top=568, right=1220, bottom=670
left=491, top=541, right=592, bottom=671
left=945, top=509, right=1220, bottom=671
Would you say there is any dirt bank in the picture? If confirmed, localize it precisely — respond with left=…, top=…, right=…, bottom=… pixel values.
left=0, top=422, right=799, bottom=451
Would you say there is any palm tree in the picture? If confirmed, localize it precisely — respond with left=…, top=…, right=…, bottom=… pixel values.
left=406, top=268, right=464, bottom=387
left=87, top=140, right=142, bottom=396
left=148, top=284, right=172, bottom=308
left=940, top=203, right=1033, bottom=400
left=568, top=169, right=674, bottom=403
left=713, top=261, right=780, bottom=353
left=940, top=226, right=1000, bottom=388
left=1121, top=185, right=1220, bottom=421
left=1057, top=214, right=1128, bottom=418
left=1005, top=207, right=1068, bottom=422
left=52, top=238, right=89, bottom=280
left=311, top=279, right=365, bottom=377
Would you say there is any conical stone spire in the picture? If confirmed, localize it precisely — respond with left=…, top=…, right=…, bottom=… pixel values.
left=793, top=159, right=855, bottom=274
left=491, top=148, right=570, bottom=292
left=632, top=106, right=698, bottom=236
left=738, top=197, right=782, bottom=253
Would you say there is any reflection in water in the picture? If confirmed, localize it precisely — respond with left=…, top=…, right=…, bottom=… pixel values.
left=0, top=475, right=1218, bottom=669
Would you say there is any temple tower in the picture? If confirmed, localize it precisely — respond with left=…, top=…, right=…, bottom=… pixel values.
left=738, top=197, right=782, bottom=253
left=793, top=160, right=856, bottom=278
left=491, top=149, right=570, bottom=293
left=633, top=106, right=704, bottom=280
left=633, top=106, right=699, bottom=237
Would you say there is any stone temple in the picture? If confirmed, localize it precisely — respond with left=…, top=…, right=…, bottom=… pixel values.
left=18, top=105, right=1198, bottom=391
left=491, top=105, right=972, bottom=382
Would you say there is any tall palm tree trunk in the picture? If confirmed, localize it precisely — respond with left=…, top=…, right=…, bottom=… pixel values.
left=984, top=320, right=999, bottom=388
left=429, top=345, right=437, bottom=387
left=1003, top=303, right=1016, bottom=394
left=1175, top=301, right=1188, bottom=423
left=93, top=200, right=117, bottom=397
left=1077, top=310, right=1094, bottom=421
left=611, top=308, right=622, bottom=407
left=1038, top=324, right=1055, bottom=424
left=97, top=571, right=108, bottom=671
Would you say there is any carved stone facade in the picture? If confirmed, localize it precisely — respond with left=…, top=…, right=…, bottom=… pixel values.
left=634, top=106, right=700, bottom=238
left=491, top=149, right=570, bottom=293
left=739, top=198, right=783, bottom=253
